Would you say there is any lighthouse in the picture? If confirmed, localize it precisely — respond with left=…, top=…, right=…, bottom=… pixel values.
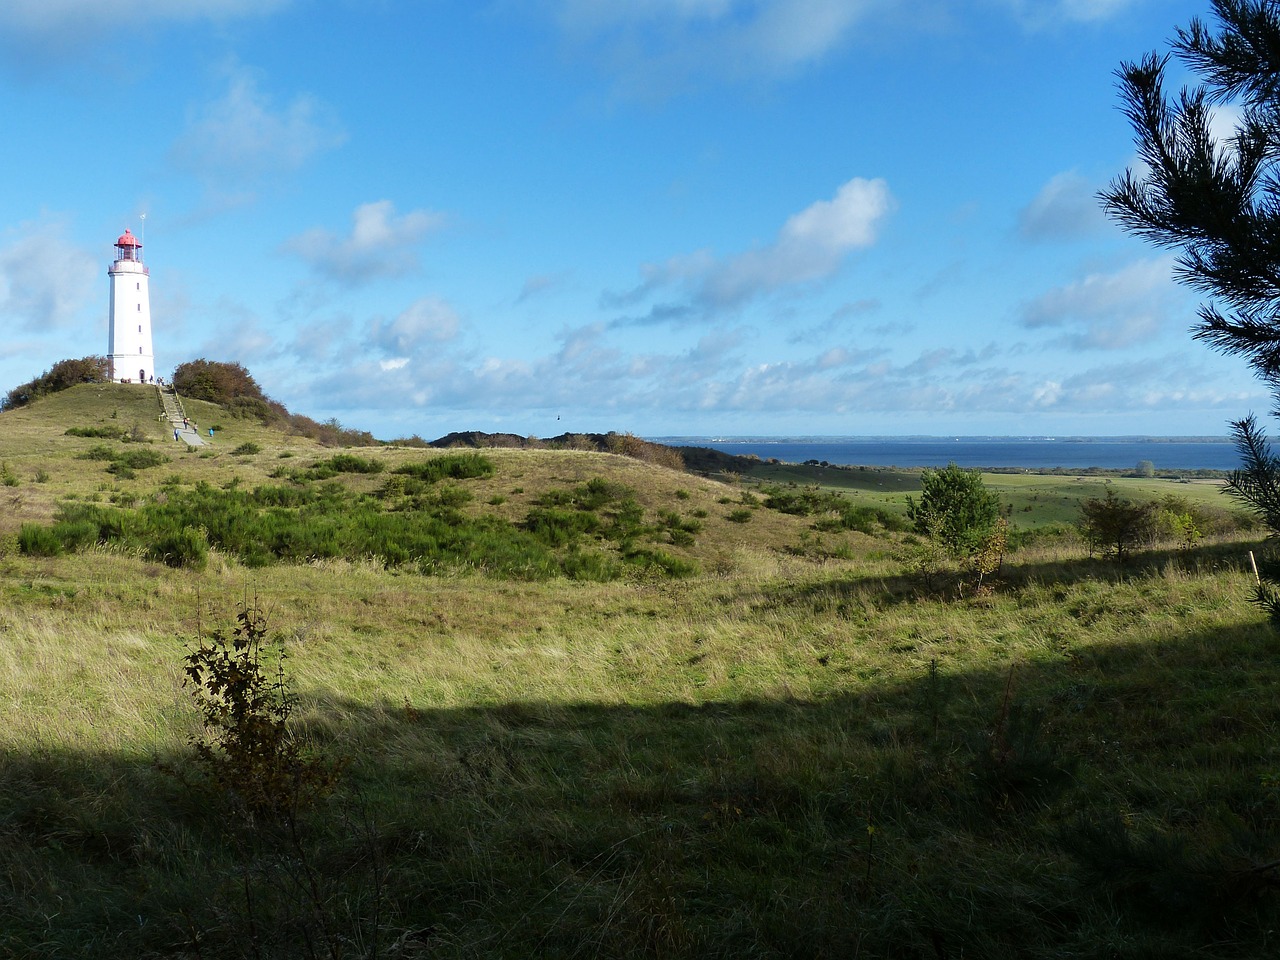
left=107, top=228, right=154, bottom=383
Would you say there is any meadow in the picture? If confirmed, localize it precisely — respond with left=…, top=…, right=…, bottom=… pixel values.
left=1, top=384, right=1278, bottom=958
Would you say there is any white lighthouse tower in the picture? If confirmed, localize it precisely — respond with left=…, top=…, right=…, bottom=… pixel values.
left=107, top=228, right=154, bottom=383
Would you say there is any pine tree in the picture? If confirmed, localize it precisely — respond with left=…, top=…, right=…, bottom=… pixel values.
left=1102, top=0, right=1280, bottom=621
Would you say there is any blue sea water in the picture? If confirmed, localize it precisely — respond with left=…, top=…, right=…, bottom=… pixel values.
left=653, top=437, right=1240, bottom=471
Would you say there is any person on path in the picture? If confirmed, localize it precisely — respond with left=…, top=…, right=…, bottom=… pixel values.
left=174, top=428, right=180, bottom=441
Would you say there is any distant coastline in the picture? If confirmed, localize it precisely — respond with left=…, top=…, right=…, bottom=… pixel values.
left=651, top=436, right=1239, bottom=471
left=652, top=435, right=1234, bottom=443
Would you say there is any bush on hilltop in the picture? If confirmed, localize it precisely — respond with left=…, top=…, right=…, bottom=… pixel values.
left=171, top=359, right=377, bottom=447
left=2, top=356, right=109, bottom=411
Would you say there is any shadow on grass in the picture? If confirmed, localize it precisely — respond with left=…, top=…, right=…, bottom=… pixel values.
left=755, top=538, right=1266, bottom=613
left=4, top=616, right=1280, bottom=959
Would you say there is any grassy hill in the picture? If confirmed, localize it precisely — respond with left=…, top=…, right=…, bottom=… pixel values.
left=2, top=385, right=1278, bottom=958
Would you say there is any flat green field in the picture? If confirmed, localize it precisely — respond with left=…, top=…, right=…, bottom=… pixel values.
left=743, top=458, right=1236, bottom=530
left=1, top=386, right=1277, bottom=959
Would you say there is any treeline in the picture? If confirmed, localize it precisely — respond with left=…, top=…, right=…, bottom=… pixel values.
left=1, top=356, right=108, bottom=411
left=172, top=359, right=377, bottom=447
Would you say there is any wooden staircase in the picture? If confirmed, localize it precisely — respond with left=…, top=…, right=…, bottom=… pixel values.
left=157, top=383, right=186, bottom=425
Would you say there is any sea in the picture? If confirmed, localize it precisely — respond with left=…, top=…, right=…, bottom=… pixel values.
left=651, top=437, right=1241, bottom=472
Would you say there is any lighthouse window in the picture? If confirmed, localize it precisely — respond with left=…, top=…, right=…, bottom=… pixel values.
left=136, top=283, right=139, bottom=290
left=137, top=303, right=140, bottom=311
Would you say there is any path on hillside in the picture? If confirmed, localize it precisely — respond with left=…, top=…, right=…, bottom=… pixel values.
left=157, top=384, right=206, bottom=447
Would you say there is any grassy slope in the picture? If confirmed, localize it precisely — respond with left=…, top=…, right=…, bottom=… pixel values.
left=1, top=386, right=1278, bottom=958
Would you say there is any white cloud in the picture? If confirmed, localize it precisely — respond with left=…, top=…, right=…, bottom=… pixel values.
left=0, top=2, right=290, bottom=63
left=517, top=273, right=569, bottom=303
left=1019, top=257, right=1181, bottom=349
left=548, top=0, right=1144, bottom=95
left=274, top=295, right=1259, bottom=435
left=1019, top=170, right=1107, bottom=241
left=368, top=297, right=460, bottom=355
left=552, top=0, right=884, bottom=94
left=170, top=61, right=345, bottom=186
left=0, top=217, right=97, bottom=332
left=285, top=201, right=446, bottom=285
left=193, top=298, right=277, bottom=363
left=996, top=0, right=1137, bottom=28
left=611, top=177, right=895, bottom=318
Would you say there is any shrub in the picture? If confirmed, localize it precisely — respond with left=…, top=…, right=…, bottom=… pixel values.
left=906, top=462, right=1002, bottom=558
left=18, top=524, right=63, bottom=556
left=525, top=507, right=600, bottom=546
left=560, top=548, right=622, bottom=581
left=1079, top=487, right=1157, bottom=562
left=114, top=449, right=168, bottom=470
left=393, top=453, right=494, bottom=483
left=2, top=355, right=108, bottom=410
left=172, top=359, right=267, bottom=407
left=182, top=603, right=338, bottom=816
left=603, top=431, right=685, bottom=471
left=576, top=476, right=631, bottom=510
left=64, top=426, right=128, bottom=440
left=146, top=527, right=209, bottom=570
left=77, top=445, right=119, bottom=462
left=623, top=546, right=697, bottom=578
left=318, top=453, right=384, bottom=474
left=231, top=442, right=261, bottom=456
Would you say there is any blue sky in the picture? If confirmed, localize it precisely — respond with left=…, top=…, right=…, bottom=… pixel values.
left=0, top=0, right=1266, bottom=439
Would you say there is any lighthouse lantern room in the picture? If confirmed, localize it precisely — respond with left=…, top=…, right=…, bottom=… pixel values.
left=107, top=228, right=154, bottom=383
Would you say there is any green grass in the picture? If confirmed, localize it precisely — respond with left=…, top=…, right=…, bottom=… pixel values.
left=0, top=384, right=1278, bottom=958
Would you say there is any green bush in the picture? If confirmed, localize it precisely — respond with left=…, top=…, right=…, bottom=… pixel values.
left=623, top=546, right=697, bottom=578
left=814, top=504, right=908, bottom=535
left=147, top=527, right=209, bottom=569
left=393, top=453, right=494, bottom=483
left=13, top=467, right=693, bottom=582
left=182, top=603, right=337, bottom=816
left=525, top=507, right=600, bottom=546
left=65, top=426, right=128, bottom=440
left=18, top=524, right=63, bottom=556
left=2, top=355, right=108, bottom=411
left=560, top=548, right=622, bottom=581
left=231, top=442, right=261, bottom=456
left=114, top=449, right=168, bottom=470
left=1079, top=487, right=1156, bottom=562
left=77, top=445, right=119, bottom=462
left=906, top=463, right=1001, bottom=558
left=317, top=453, right=384, bottom=474
left=576, top=477, right=631, bottom=510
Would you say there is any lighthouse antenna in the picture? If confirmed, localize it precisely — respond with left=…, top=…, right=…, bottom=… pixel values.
left=139, top=213, right=145, bottom=249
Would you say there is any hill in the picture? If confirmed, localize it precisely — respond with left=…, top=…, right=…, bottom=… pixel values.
left=1, top=384, right=1278, bottom=958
